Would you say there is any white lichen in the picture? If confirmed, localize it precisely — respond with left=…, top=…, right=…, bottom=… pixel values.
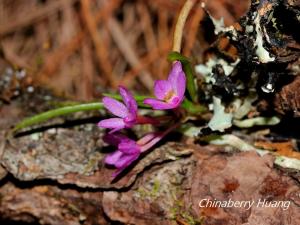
left=209, top=135, right=300, bottom=171
left=254, top=14, right=275, bottom=63
left=232, top=94, right=257, bottom=119
left=210, top=16, right=238, bottom=40
left=233, top=116, right=280, bottom=128
left=275, top=156, right=300, bottom=170
left=208, top=97, right=233, bottom=132
left=209, top=134, right=266, bottom=155
left=246, top=25, right=254, bottom=33
left=195, top=57, right=240, bottom=83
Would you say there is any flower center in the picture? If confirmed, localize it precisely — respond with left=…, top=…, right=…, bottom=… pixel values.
left=164, top=90, right=175, bottom=102
left=124, top=113, right=137, bottom=128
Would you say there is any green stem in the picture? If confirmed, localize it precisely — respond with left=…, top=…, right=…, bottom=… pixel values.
left=103, top=93, right=150, bottom=101
left=12, top=93, right=151, bottom=133
left=12, top=102, right=104, bottom=133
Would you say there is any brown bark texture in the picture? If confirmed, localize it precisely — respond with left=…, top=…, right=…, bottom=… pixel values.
left=0, top=93, right=299, bottom=225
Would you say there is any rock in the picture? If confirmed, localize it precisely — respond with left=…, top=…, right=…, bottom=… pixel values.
left=102, top=149, right=300, bottom=225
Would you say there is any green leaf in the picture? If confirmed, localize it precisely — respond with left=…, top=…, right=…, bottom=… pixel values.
left=168, top=51, right=198, bottom=103
left=12, top=93, right=153, bottom=134
left=181, top=99, right=206, bottom=115
left=12, top=102, right=104, bottom=133
left=168, top=51, right=190, bottom=62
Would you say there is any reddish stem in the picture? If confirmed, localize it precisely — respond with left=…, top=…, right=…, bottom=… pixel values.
left=140, top=122, right=180, bottom=152
left=137, top=115, right=160, bottom=125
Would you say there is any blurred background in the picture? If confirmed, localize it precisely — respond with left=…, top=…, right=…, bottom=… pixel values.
left=0, top=0, right=250, bottom=102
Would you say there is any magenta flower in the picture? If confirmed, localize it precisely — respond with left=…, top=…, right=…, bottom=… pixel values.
left=104, top=133, right=159, bottom=176
left=104, top=134, right=140, bottom=176
left=98, top=86, right=138, bottom=133
left=144, top=61, right=186, bottom=109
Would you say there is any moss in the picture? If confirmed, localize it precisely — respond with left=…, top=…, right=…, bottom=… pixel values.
left=170, top=199, right=204, bottom=225
left=137, top=179, right=161, bottom=200
left=152, top=179, right=160, bottom=196
left=170, top=209, right=204, bottom=224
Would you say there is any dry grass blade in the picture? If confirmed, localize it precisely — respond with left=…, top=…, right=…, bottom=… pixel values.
left=29, top=0, right=121, bottom=91
left=35, top=31, right=84, bottom=85
left=121, top=39, right=172, bottom=86
left=107, top=17, right=154, bottom=90
left=81, top=0, right=118, bottom=87
left=0, top=0, right=78, bottom=37
left=183, top=4, right=204, bottom=56
left=79, top=38, right=94, bottom=100
left=136, top=2, right=157, bottom=51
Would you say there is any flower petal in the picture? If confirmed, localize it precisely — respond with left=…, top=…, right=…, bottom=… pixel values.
left=153, top=80, right=172, bottom=100
left=102, top=97, right=128, bottom=118
left=144, top=98, right=175, bottom=110
left=174, top=71, right=186, bottom=99
left=169, top=96, right=181, bottom=107
left=123, top=114, right=137, bottom=128
left=118, top=139, right=140, bottom=154
left=114, top=152, right=140, bottom=169
left=105, top=150, right=123, bottom=165
left=167, top=61, right=186, bottom=98
left=103, top=133, right=128, bottom=146
left=98, top=118, right=125, bottom=131
left=111, top=152, right=140, bottom=177
left=119, top=86, right=138, bottom=115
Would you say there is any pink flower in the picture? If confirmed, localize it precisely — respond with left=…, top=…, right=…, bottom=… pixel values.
left=98, top=86, right=138, bottom=133
left=104, top=134, right=140, bottom=176
left=144, top=61, right=186, bottom=109
left=104, top=133, right=160, bottom=177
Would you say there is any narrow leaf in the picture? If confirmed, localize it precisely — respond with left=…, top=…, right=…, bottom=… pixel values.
left=181, top=99, right=206, bottom=115
left=13, top=102, right=104, bottom=133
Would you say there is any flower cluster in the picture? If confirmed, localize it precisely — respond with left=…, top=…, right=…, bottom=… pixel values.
left=98, top=61, right=186, bottom=176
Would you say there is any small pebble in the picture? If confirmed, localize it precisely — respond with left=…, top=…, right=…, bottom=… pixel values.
left=47, top=128, right=57, bottom=134
left=30, top=133, right=40, bottom=141
left=16, top=70, right=26, bottom=79
left=27, top=86, right=34, bottom=93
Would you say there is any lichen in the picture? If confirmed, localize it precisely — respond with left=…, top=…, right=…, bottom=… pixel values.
left=208, top=97, right=233, bottom=132
left=254, top=13, right=275, bottom=63
left=136, top=179, right=161, bottom=200
left=195, top=58, right=240, bottom=84
left=233, top=116, right=280, bottom=128
left=170, top=199, right=204, bottom=225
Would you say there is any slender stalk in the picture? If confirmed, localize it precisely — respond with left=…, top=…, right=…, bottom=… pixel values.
left=12, top=102, right=103, bottom=133
left=137, top=116, right=159, bottom=125
left=103, top=93, right=150, bottom=102
left=140, top=122, right=180, bottom=152
left=173, top=0, right=196, bottom=52
left=137, top=133, right=157, bottom=146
